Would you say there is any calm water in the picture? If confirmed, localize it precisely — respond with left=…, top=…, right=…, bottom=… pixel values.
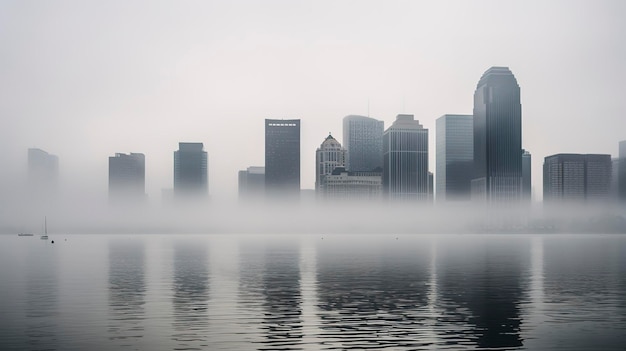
left=0, top=233, right=625, bottom=350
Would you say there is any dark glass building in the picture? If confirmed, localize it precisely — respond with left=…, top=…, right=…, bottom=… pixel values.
left=522, top=149, right=532, bottom=201
left=174, top=142, right=208, bottom=197
left=383, top=114, right=429, bottom=201
left=472, top=67, right=522, bottom=202
left=238, top=166, right=265, bottom=200
left=436, top=114, right=473, bottom=201
left=265, top=119, right=300, bottom=197
left=543, top=154, right=612, bottom=203
left=108, top=152, right=145, bottom=202
left=343, top=115, right=384, bottom=172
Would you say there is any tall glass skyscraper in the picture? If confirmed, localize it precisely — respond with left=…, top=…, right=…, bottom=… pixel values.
left=472, top=67, right=522, bottom=202
left=436, top=114, right=473, bottom=201
left=265, top=119, right=300, bottom=197
left=174, top=142, right=208, bottom=197
left=343, top=115, right=384, bottom=172
left=383, top=114, right=429, bottom=201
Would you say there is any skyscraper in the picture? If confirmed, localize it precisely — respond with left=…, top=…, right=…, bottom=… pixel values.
left=543, top=154, right=612, bottom=203
left=383, top=114, right=429, bottom=201
left=238, top=166, right=265, bottom=200
left=109, top=153, right=145, bottom=202
left=435, top=114, right=473, bottom=201
left=343, top=115, right=384, bottom=172
left=174, top=142, right=208, bottom=197
left=315, top=134, right=346, bottom=193
left=619, top=141, right=626, bottom=203
left=27, top=148, right=59, bottom=199
left=472, top=67, right=522, bottom=202
left=522, top=150, right=532, bottom=201
left=265, top=119, right=300, bottom=197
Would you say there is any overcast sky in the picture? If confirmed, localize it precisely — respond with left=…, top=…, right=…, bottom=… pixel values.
left=1, top=0, right=625, bottom=201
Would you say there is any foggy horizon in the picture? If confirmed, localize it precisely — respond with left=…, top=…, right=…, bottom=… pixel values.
left=1, top=1, right=625, bottom=203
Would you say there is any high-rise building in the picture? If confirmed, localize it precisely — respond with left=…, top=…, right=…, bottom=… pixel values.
left=343, top=115, right=384, bottom=172
left=472, top=67, right=522, bottom=202
left=315, top=134, right=346, bottom=193
left=174, top=142, right=208, bottom=197
left=611, top=158, right=619, bottom=200
left=27, top=148, right=59, bottom=198
left=619, top=141, right=626, bottom=203
left=435, top=114, right=473, bottom=201
left=543, top=154, right=612, bottom=203
left=108, top=153, right=145, bottom=202
left=320, top=167, right=382, bottom=201
left=265, top=119, right=300, bottom=197
left=238, top=166, right=265, bottom=199
left=522, top=150, right=532, bottom=201
left=383, top=114, right=429, bottom=201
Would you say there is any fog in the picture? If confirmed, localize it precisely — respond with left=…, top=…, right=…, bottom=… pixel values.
left=1, top=1, right=625, bottom=202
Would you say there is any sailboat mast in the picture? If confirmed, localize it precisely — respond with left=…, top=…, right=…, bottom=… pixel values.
left=45, top=216, right=47, bottom=235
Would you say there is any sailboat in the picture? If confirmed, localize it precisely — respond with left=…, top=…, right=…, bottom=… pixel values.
left=40, top=217, right=49, bottom=240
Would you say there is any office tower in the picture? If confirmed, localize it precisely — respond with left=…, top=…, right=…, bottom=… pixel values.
left=543, top=154, right=612, bottom=203
left=238, top=166, right=265, bottom=199
left=472, top=67, right=522, bottom=202
left=343, top=115, right=384, bottom=172
left=321, top=167, right=382, bottom=201
left=611, top=158, right=619, bottom=200
left=383, top=114, right=429, bottom=201
left=27, top=148, right=59, bottom=197
left=620, top=141, right=626, bottom=202
left=265, top=119, right=300, bottom=197
left=173, top=142, right=208, bottom=197
left=315, top=134, right=346, bottom=192
left=522, top=150, right=532, bottom=200
left=435, top=114, right=473, bottom=201
left=108, top=153, right=145, bottom=202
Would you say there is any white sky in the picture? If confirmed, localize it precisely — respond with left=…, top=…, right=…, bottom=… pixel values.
left=1, top=0, right=625, bottom=202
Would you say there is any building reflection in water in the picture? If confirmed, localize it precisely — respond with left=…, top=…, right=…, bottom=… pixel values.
left=171, top=241, right=210, bottom=349
left=107, top=239, right=146, bottom=344
left=238, top=238, right=302, bottom=349
left=435, top=236, right=528, bottom=349
left=540, top=235, right=626, bottom=349
left=315, top=236, right=432, bottom=349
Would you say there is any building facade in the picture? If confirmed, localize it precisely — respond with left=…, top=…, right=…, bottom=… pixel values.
left=321, top=167, right=382, bottom=201
left=435, top=114, right=473, bottom=201
left=315, top=134, right=346, bottom=192
left=472, top=66, right=522, bottom=202
left=174, top=142, right=208, bottom=197
left=238, top=166, right=265, bottom=200
left=620, top=141, right=626, bottom=203
left=265, top=119, right=300, bottom=197
left=522, top=149, right=532, bottom=201
left=383, top=114, right=429, bottom=201
left=108, top=153, right=145, bottom=202
left=343, top=115, right=384, bottom=172
left=543, top=154, right=612, bottom=203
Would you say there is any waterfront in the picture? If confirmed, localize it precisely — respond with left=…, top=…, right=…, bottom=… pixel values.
left=0, top=233, right=625, bottom=350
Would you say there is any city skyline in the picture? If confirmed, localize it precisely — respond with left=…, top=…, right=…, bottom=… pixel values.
left=1, top=1, right=624, bottom=202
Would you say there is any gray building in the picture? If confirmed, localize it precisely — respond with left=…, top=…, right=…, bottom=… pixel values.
left=436, top=114, right=473, bottom=201
left=522, top=149, right=532, bottom=201
left=321, top=167, right=382, bottom=201
left=472, top=67, right=522, bottom=202
left=383, top=114, right=429, bottom=201
left=265, top=119, right=300, bottom=197
left=315, top=134, right=346, bottom=193
left=343, top=115, right=384, bottom=172
left=617, top=140, right=626, bottom=203
left=109, top=153, right=145, bottom=202
left=238, top=166, right=265, bottom=199
left=543, top=154, right=612, bottom=203
left=174, top=142, right=208, bottom=197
